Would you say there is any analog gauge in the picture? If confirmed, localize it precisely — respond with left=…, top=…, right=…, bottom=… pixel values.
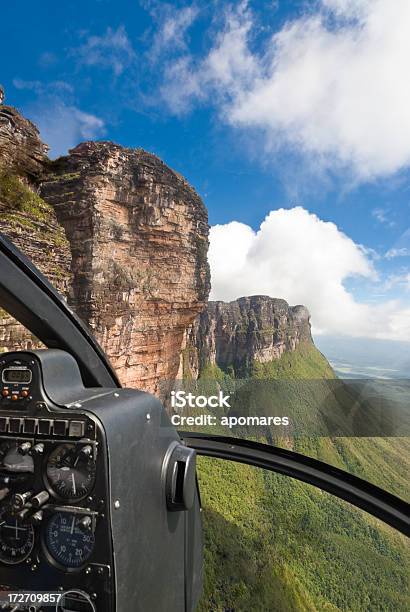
left=45, top=443, right=96, bottom=501
left=44, top=512, right=95, bottom=569
left=0, top=506, right=35, bottom=565
left=56, top=591, right=96, bottom=612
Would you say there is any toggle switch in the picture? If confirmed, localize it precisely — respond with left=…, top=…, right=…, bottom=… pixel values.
left=31, top=510, right=43, bottom=524
left=29, top=443, right=44, bottom=456
left=31, top=490, right=49, bottom=508
left=79, top=516, right=92, bottom=531
left=11, top=490, right=33, bottom=511
left=18, top=442, right=32, bottom=455
left=17, top=507, right=32, bottom=521
left=78, top=445, right=93, bottom=459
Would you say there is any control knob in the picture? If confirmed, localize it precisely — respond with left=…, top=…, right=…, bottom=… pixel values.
left=17, top=442, right=31, bottom=456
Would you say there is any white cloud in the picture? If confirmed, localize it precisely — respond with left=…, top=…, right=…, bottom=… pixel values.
left=372, top=208, right=395, bottom=228
left=384, top=272, right=410, bottom=292
left=73, top=26, right=135, bottom=76
left=162, top=0, right=410, bottom=180
left=321, top=0, right=372, bottom=19
left=32, top=103, right=105, bottom=158
left=385, top=247, right=410, bottom=259
left=209, top=207, right=410, bottom=341
left=38, top=51, right=57, bottom=68
left=161, top=2, right=257, bottom=113
left=149, top=5, right=199, bottom=60
left=13, top=79, right=73, bottom=95
left=12, top=78, right=105, bottom=157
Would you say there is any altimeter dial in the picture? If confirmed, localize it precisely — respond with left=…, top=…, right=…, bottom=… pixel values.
left=45, top=443, right=96, bottom=501
left=44, top=512, right=95, bottom=569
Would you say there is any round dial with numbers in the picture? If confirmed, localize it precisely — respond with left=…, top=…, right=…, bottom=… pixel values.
left=0, top=507, right=35, bottom=565
left=44, top=512, right=95, bottom=569
left=45, top=443, right=96, bottom=501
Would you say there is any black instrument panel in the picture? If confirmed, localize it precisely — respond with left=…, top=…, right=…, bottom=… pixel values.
left=0, top=353, right=114, bottom=612
left=0, top=349, right=198, bottom=612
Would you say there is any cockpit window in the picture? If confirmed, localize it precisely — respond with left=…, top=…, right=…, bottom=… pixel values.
left=196, top=457, right=410, bottom=611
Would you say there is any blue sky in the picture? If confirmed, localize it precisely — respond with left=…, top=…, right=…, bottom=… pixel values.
left=1, top=0, right=410, bottom=354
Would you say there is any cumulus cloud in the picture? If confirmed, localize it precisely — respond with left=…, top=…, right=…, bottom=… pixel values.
left=209, top=207, right=410, bottom=341
left=73, top=26, right=135, bottom=76
left=31, top=103, right=105, bottom=158
left=162, top=0, right=410, bottom=180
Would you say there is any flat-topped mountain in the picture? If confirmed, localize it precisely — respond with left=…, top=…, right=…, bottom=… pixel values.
left=183, top=295, right=333, bottom=379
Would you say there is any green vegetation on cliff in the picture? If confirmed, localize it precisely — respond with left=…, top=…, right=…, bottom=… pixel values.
left=197, top=455, right=410, bottom=612
left=0, top=171, right=54, bottom=224
left=196, top=342, right=335, bottom=382
left=0, top=171, right=70, bottom=303
left=251, top=342, right=335, bottom=380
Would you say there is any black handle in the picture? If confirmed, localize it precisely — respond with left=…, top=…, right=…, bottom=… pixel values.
left=164, top=442, right=197, bottom=511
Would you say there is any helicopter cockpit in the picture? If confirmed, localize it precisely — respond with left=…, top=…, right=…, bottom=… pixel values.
left=0, top=233, right=408, bottom=612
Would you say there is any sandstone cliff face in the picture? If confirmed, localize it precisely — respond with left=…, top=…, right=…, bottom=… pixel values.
left=0, top=105, right=48, bottom=179
left=40, top=141, right=210, bottom=391
left=0, top=104, right=210, bottom=391
left=0, top=105, right=71, bottom=352
left=185, top=296, right=313, bottom=377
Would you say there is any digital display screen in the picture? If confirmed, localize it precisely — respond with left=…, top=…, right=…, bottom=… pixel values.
left=2, top=368, right=32, bottom=384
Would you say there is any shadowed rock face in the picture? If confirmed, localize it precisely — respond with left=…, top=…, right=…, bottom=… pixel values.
left=0, top=105, right=70, bottom=352
left=184, top=296, right=313, bottom=377
left=40, top=141, right=210, bottom=391
left=0, top=106, right=48, bottom=179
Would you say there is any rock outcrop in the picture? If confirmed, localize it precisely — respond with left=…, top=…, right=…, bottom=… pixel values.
left=0, top=104, right=210, bottom=392
left=0, top=105, right=48, bottom=179
left=0, top=105, right=71, bottom=352
left=39, top=142, right=210, bottom=391
left=184, top=296, right=313, bottom=377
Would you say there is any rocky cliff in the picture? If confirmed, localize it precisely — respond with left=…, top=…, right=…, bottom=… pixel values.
left=0, top=102, right=210, bottom=391
left=0, top=105, right=71, bottom=352
left=184, top=296, right=324, bottom=378
left=41, top=142, right=210, bottom=391
left=0, top=101, right=327, bottom=390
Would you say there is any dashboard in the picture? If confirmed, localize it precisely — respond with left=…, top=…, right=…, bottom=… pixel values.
left=0, top=349, right=202, bottom=612
left=0, top=352, right=113, bottom=612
